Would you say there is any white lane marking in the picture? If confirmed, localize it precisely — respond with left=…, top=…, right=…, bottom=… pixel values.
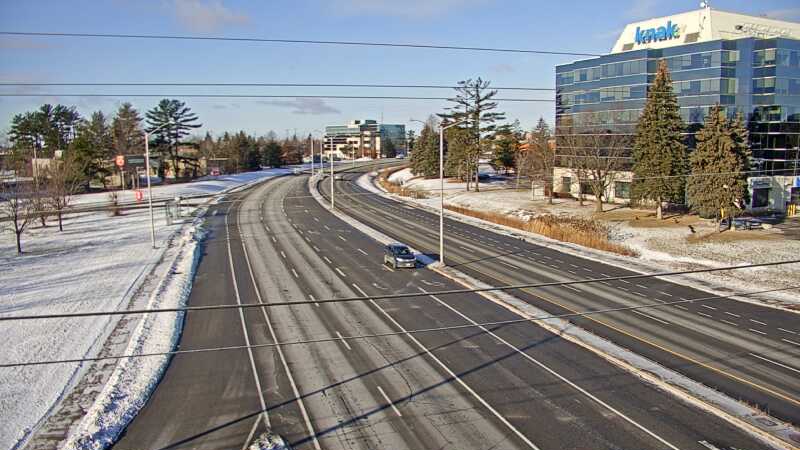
left=280, top=251, right=287, bottom=259
left=499, top=260, right=520, bottom=270
left=377, top=386, right=402, bottom=417
left=324, top=225, right=331, bottom=231
left=383, top=265, right=395, bottom=273
left=697, top=312, right=713, bottom=319
left=567, top=270, right=577, bottom=275
left=419, top=287, right=681, bottom=450
left=323, top=256, right=332, bottom=264
left=312, top=245, right=320, bottom=252
left=564, top=285, right=581, bottom=293
left=458, top=245, right=474, bottom=253
left=724, top=311, right=741, bottom=318
left=750, top=319, right=768, bottom=326
left=335, top=268, right=347, bottom=277
left=748, top=328, right=767, bottom=336
left=778, top=328, right=797, bottom=335
left=701, top=305, right=717, bottom=311
left=265, top=225, right=271, bottom=232
left=782, top=338, right=800, bottom=347
left=241, top=416, right=261, bottom=450
left=291, top=268, right=299, bottom=278
left=309, top=293, right=320, bottom=307
left=635, top=284, right=648, bottom=290
left=620, top=279, right=631, bottom=284
left=357, top=248, right=369, bottom=256
left=633, top=310, right=671, bottom=325
left=633, top=292, right=648, bottom=298
left=675, top=305, right=689, bottom=310
left=336, top=331, right=352, bottom=350
left=236, top=213, right=321, bottom=450
left=720, top=319, right=738, bottom=326
left=619, top=287, right=629, bottom=292
left=271, top=236, right=277, bottom=243
left=658, top=291, right=673, bottom=297
left=749, top=353, right=800, bottom=375
left=350, top=283, right=541, bottom=450
left=313, top=217, right=320, bottom=222
left=569, top=263, right=579, bottom=269
left=305, top=236, right=311, bottom=243
left=338, top=235, right=347, bottom=242
left=224, top=213, right=270, bottom=431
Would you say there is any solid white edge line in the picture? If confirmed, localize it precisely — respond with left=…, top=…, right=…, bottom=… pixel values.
left=224, top=212, right=270, bottom=431
left=238, top=200, right=322, bottom=450
left=349, top=283, right=542, bottom=450
left=633, top=310, right=671, bottom=326
left=377, top=386, right=402, bottom=417
left=336, top=331, right=352, bottom=351
left=420, top=287, right=681, bottom=450
left=748, top=353, right=800, bottom=375
left=241, top=416, right=261, bottom=450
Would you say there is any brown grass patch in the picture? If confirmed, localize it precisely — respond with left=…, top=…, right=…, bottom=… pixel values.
left=376, top=166, right=430, bottom=199
left=686, top=229, right=782, bottom=244
left=445, top=204, right=638, bottom=257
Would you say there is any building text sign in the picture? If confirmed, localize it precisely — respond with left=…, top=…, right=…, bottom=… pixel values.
left=635, top=21, right=681, bottom=45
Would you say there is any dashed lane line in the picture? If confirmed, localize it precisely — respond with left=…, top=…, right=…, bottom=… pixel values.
left=748, top=328, right=767, bottom=336
left=358, top=248, right=369, bottom=256
left=720, top=319, right=738, bottom=326
left=291, top=268, right=299, bottom=278
left=750, top=319, right=768, bottom=326
left=336, top=331, right=352, bottom=351
left=697, top=312, right=713, bottom=319
left=724, top=312, right=741, bottom=318
left=633, top=310, right=671, bottom=326
left=377, top=386, right=402, bottom=417
left=749, top=353, right=800, bottom=375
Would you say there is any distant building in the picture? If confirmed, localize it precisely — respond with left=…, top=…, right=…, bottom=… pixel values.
left=555, top=6, right=800, bottom=212
left=323, top=120, right=407, bottom=159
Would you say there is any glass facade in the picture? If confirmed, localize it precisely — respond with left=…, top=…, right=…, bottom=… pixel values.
left=556, top=37, right=800, bottom=177
left=324, top=120, right=407, bottom=157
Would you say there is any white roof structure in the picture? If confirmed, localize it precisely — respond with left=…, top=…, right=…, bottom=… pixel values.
left=611, top=6, right=800, bottom=53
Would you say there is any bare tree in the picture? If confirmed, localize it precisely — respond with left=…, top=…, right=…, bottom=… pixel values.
left=561, top=131, right=629, bottom=212
left=1, top=180, right=35, bottom=254
left=524, top=119, right=556, bottom=203
left=42, top=154, right=86, bottom=231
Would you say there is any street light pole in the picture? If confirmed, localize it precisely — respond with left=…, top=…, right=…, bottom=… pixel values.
left=410, top=118, right=466, bottom=266
left=309, top=135, right=314, bottom=177
left=330, top=135, right=335, bottom=210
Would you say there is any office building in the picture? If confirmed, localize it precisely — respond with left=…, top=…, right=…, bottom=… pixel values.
left=323, top=120, right=407, bottom=159
left=555, top=6, right=800, bottom=211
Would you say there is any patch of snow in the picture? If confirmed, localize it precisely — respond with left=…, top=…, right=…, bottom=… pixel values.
left=247, top=433, right=292, bottom=450
left=0, top=169, right=288, bottom=450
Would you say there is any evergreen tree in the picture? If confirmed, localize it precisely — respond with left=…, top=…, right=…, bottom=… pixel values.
left=112, top=103, right=144, bottom=155
left=145, top=99, right=201, bottom=180
left=84, top=111, right=113, bottom=160
left=632, top=60, right=687, bottom=219
left=406, top=130, right=416, bottom=155
left=491, top=123, right=519, bottom=175
left=686, top=105, right=751, bottom=222
left=410, top=118, right=439, bottom=177
left=444, top=127, right=470, bottom=179
left=262, top=141, right=284, bottom=167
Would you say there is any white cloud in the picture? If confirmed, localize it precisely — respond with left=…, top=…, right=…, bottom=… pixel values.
left=327, top=0, right=491, bottom=19
left=173, top=0, right=250, bottom=32
left=257, top=98, right=341, bottom=115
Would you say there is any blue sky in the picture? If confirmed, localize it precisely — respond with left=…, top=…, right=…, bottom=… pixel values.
left=1, top=0, right=799, bottom=140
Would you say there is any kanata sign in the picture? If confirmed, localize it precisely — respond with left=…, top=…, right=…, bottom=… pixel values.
left=635, top=21, right=681, bottom=45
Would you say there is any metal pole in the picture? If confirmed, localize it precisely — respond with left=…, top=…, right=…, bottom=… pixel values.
left=439, top=126, right=445, bottom=266
left=310, top=136, right=314, bottom=177
left=144, top=132, right=156, bottom=249
left=330, top=136, right=335, bottom=210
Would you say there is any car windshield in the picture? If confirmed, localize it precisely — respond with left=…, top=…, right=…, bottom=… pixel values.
left=394, top=247, right=411, bottom=255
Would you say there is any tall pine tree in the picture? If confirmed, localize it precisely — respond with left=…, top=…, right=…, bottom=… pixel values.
left=632, top=60, right=687, bottom=219
left=410, top=118, right=440, bottom=178
left=686, top=105, right=751, bottom=222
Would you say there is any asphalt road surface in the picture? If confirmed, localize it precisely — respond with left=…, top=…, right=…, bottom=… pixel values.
left=113, top=169, right=780, bottom=450
left=321, top=165, right=800, bottom=429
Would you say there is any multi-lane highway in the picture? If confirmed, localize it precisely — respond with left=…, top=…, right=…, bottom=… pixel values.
left=322, top=165, right=800, bottom=429
left=113, top=168, right=782, bottom=449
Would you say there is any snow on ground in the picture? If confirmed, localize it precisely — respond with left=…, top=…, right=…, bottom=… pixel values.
left=376, top=168, right=800, bottom=307
left=0, top=169, right=289, bottom=450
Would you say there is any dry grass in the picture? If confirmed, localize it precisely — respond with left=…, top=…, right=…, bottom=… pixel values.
left=445, top=204, right=638, bottom=257
left=377, top=166, right=430, bottom=199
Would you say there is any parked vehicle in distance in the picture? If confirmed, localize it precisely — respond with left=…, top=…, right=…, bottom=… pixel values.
left=292, top=168, right=303, bottom=175
left=383, top=243, right=416, bottom=269
left=334, top=174, right=344, bottom=181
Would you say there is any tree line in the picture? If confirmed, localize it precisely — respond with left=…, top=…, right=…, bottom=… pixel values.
left=411, top=65, right=753, bottom=222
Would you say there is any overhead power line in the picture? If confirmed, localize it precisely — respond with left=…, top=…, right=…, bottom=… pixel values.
left=1, top=259, right=796, bottom=322
left=0, top=31, right=602, bottom=57
left=0, top=82, right=556, bottom=91
left=1, top=285, right=794, bottom=368
left=0, top=93, right=553, bottom=102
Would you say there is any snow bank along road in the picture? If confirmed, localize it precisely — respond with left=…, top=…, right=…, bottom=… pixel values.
left=121, top=166, right=781, bottom=450
left=324, top=166, right=800, bottom=430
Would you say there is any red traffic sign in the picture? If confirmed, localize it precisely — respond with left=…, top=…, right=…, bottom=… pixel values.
left=115, top=155, right=125, bottom=167
left=135, top=190, right=144, bottom=202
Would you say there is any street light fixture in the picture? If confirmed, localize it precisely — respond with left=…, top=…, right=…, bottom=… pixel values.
left=410, top=118, right=467, bottom=266
left=143, top=121, right=173, bottom=249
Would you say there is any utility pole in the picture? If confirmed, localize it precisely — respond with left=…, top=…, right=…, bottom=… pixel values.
left=143, top=121, right=173, bottom=249
left=330, top=135, right=335, bottom=210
